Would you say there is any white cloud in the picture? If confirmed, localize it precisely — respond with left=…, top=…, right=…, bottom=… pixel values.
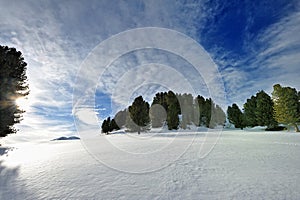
left=0, top=1, right=210, bottom=141
left=254, top=9, right=300, bottom=90
left=2, top=0, right=298, bottom=139
left=211, top=6, right=300, bottom=109
left=110, top=63, right=197, bottom=112
left=0, top=1, right=80, bottom=139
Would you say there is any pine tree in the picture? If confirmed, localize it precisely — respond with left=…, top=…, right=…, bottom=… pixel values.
left=227, top=104, right=244, bottom=129
left=255, top=90, right=277, bottom=128
left=203, top=98, right=212, bottom=128
left=0, top=45, right=29, bottom=137
left=298, top=91, right=300, bottom=118
left=127, top=96, right=150, bottom=134
left=101, top=118, right=110, bottom=134
left=272, top=84, right=299, bottom=132
left=243, top=95, right=257, bottom=127
left=101, top=117, right=120, bottom=134
left=195, top=95, right=205, bottom=126
left=166, top=91, right=180, bottom=130
left=110, top=118, right=120, bottom=132
left=152, top=92, right=168, bottom=111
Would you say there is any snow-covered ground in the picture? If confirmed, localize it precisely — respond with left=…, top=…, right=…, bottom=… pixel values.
left=1, top=130, right=300, bottom=199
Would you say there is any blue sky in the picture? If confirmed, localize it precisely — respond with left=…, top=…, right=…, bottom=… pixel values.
left=0, top=0, right=299, bottom=139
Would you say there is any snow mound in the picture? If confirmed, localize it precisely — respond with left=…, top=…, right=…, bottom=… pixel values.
left=110, top=130, right=126, bottom=134
left=149, top=125, right=214, bottom=133
left=244, top=126, right=268, bottom=132
left=51, top=136, right=80, bottom=141
left=0, top=147, right=14, bottom=156
left=0, top=147, right=8, bottom=156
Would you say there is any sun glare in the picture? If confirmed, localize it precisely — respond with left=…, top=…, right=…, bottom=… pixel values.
left=16, top=97, right=31, bottom=111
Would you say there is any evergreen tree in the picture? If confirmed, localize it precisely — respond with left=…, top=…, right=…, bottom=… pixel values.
left=195, top=95, right=206, bottom=126
left=166, top=91, right=180, bottom=130
left=194, top=96, right=226, bottom=128
left=255, top=90, right=277, bottom=128
left=152, top=92, right=168, bottom=111
left=110, top=118, right=120, bottom=132
left=0, top=45, right=29, bottom=137
left=101, top=117, right=120, bottom=134
left=298, top=91, right=300, bottom=118
left=227, top=104, right=244, bottom=129
left=127, top=96, right=150, bottom=134
left=101, top=118, right=110, bottom=134
left=243, top=95, right=257, bottom=127
left=203, top=98, right=212, bottom=128
left=272, top=84, right=299, bottom=132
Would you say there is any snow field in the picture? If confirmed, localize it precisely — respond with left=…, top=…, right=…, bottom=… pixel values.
left=1, top=130, right=300, bottom=199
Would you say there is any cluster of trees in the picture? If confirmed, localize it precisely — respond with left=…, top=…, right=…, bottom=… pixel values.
left=0, top=45, right=29, bottom=137
left=101, top=96, right=151, bottom=134
left=227, top=90, right=277, bottom=129
left=101, top=117, right=119, bottom=134
left=227, top=85, right=300, bottom=132
left=101, top=91, right=226, bottom=134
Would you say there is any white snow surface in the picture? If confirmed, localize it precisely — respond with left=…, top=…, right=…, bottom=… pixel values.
left=1, top=130, right=300, bottom=199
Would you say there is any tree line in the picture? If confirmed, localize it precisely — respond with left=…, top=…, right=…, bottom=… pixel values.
left=1, top=44, right=298, bottom=138
left=101, top=91, right=226, bottom=134
left=227, top=84, right=300, bottom=132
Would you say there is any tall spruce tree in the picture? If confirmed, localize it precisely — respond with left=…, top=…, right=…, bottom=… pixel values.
left=255, top=90, right=277, bottom=128
left=272, top=84, right=299, bottom=132
left=127, top=96, right=150, bottom=134
left=166, top=91, right=180, bottom=130
left=152, top=92, right=168, bottom=111
left=243, top=95, right=257, bottom=127
left=0, top=45, right=29, bottom=137
left=203, top=98, right=212, bottom=128
left=110, top=118, right=120, bottom=132
left=195, top=95, right=206, bottom=126
left=101, top=117, right=110, bottom=134
left=227, top=104, right=244, bottom=129
left=298, top=91, right=300, bottom=118
left=101, top=117, right=120, bottom=134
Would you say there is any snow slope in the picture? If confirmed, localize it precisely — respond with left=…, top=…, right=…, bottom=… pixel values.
left=1, top=130, right=300, bottom=199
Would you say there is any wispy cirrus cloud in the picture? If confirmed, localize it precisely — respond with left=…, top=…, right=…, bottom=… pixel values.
left=1, top=0, right=299, bottom=141
left=0, top=0, right=210, bottom=141
left=254, top=8, right=300, bottom=89
left=74, top=27, right=225, bottom=128
left=96, top=49, right=211, bottom=113
left=0, top=1, right=80, bottom=139
left=199, top=1, right=300, bottom=108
